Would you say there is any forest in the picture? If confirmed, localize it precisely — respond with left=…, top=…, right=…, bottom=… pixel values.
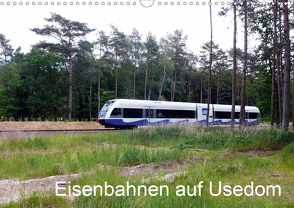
left=0, top=1, right=294, bottom=130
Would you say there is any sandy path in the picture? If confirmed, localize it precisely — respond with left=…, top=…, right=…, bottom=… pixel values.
left=0, top=173, right=84, bottom=205
left=0, top=122, right=104, bottom=131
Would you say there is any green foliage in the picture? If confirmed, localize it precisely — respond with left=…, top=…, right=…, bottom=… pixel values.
left=0, top=8, right=293, bottom=123
left=21, top=48, right=68, bottom=120
left=0, top=62, right=22, bottom=117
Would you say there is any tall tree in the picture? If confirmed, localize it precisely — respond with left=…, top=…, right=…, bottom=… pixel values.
left=144, top=32, right=158, bottom=100
left=214, top=48, right=229, bottom=104
left=239, top=0, right=248, bottom=128
left=130, top=28, right=142, bottom=99
left=0, top=62, right=22, bottom=119
left=198, top=51, right=207, bottom=103
left=231, top=2, right=237, bottom=129
left=282, top=0, right=290, bottom=130
left=0, top=34, right=13, bottom=64
left=293, top=59, right=294, bottom=131
left=273, top=0, right=282, bottom=125
left=0, top=34, right=14, bottom=94
left=168, top=30, right=187, bottom=101
left=119, top=36, right=133, bottom=99
left=97, top=31, right=109, bottom=116
left=186, top=52, right=197, bottom=102
left=250, top=3, right=280, bottom=124
left=206, top=0, right=213, bottom=126
left=31, top=13, right=95, bottom=121
left=109, top=25, right=126, bottom=99
left=0, top=34, right=22, bottom=120
left=198, top=41, right=220, bottom=104
left=158, top=38, right=174, bottom=101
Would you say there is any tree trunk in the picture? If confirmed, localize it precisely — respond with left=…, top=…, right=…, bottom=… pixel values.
left=89, top=81, right=92, bottom=121
left=292, top=68, right=294, bottom=131
left=170, top=72, right=173, bottom=101
left=279, top=4, right=284, bottom=122
left=270, top=57, right=275, bottom=126
left=68, top=53, right=73, bottom=122
left=98, top=48, right=101, bottom=118
left=145, top=48, right=149, bottom=100
left=172, top=53, right=178, bottom=102
left=115, top=50, right=118, bottom=99
left=83, top=89, right=86, bottom=121
left=206, top=0, right=213, bottom=126
left=217, top=69, right=220, bottom=104
left=158, top=65, right=167, bottom=100
left=282, top=0, right=290, bottom=130
left=231, top=3, right=237, bottom=129
left=172, top=68, right=177, bottom=102
left=133, top=64, right=136, bottom=99
left=200, top=71, right=203, bottom=103
left=188, top=68, right=191, bottom=102
left=274, top=0, right=282, bottom=125
left=240, top=0, right=247, bottom=129
left=148, top=70, right=155, bottom=100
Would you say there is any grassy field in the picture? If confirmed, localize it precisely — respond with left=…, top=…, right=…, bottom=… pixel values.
left=0, top=124, right=293, bottom=207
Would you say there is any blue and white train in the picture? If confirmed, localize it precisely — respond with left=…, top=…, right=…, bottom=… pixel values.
left=98, top=99, right=260, bottom=129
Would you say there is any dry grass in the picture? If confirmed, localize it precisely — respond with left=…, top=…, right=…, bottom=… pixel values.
left=0, top=122, right=103, bottom=131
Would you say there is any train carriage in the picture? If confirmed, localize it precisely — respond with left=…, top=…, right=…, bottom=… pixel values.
left=98, top=99, right=260, bottom=129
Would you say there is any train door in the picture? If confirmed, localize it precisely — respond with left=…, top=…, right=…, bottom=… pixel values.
left=207, top=104, right=213, bottom=124
left=195, top=104, right=198, bottom=124
left=145, top=107, right=155, bottom=124
left=198, top=104, right=213, bottom=125
left=211, top=104, right=214, bottom=124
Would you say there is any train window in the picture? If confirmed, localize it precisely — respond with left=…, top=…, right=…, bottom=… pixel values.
left=215, top=111, right=230, bottom=119
left=235, top=112, right=240, bottom=119
left=214, top=111, right=240, bottom=119
left=123, top=108, right=143, bottom=118
left=111, top=108, right=121, bottom=116
left=104, top=100, right=115, bottom=107
left=249, top=112, right=258, bottom=119
left=99, top=100, right=116, bottom=118
left=156, top=110, right=195, bottom=118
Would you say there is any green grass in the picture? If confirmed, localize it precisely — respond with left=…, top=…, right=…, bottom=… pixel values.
left=0, top=132, right=186, bottom=179
left=4, top=191, right=69, bottom=208
left=5, top=148, right=292, bottom=208
left=117, top=146, right=183, bottom=166
left=1, top=124, right=294, bottom=207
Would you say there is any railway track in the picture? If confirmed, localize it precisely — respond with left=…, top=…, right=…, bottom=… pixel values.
left=0, top=125, right=270, bottom=135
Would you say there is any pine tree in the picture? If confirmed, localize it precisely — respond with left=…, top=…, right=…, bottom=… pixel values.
left=31, top=13, right=95, bottom=121
left=282, top=0, right=290, bottom=130
left=231, top=2, right=237, bottom=129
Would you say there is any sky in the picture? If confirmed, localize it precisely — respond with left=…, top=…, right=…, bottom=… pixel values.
left=0, top=0, right=266, bottom=57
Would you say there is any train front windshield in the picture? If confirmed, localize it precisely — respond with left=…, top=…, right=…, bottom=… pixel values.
left=99, top=100, right=115, bottom=118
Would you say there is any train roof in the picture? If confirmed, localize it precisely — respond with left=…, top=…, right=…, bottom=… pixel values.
left=111, top=99, right=196, bottom=109
left=109, top=99, right=259, bottom=112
